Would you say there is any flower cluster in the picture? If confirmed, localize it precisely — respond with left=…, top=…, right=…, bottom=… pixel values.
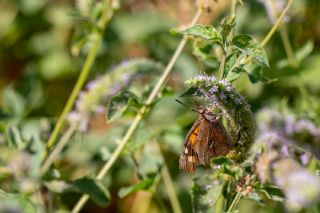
left=68, top=59, right=163, bottom=131
left=256, top=152, right=320, bottom=212
left=256, top=108, right=320, bottom=164
left=185, top=74, right=255, bottom=161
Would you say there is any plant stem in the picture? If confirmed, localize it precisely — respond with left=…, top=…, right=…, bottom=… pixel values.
left=219, top=53, right=227, bottom=80
left=260, top=0, right=293, bottom=48
left=279, top=27, right=296, bottom=67
left=70, top=9, right=203, bottom=213
left=226, top=192, right=242, bottom=213
left=46, top=0, right=114, bottom=150
left=162, top=165, right=182, bottom=213
left=40, top=124, right=77, bottom=176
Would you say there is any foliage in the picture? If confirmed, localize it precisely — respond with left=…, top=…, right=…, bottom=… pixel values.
left=0, top=0, right=320, bottom=213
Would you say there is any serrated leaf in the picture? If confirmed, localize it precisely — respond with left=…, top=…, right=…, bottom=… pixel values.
left=181, top=24, right=223, bottom=45
left=69, top=177, right=111, bottom=206
left=192, top=175, right=223, bottom=213
left=118, top=178, right=154, bottom=198
left=107, top=91, right=141, bottom=123
left=221, top=14, right=236, bottom=39
left=232, top=34, right=269, bottom=67
left=6, top=126, right=27, bottom=149
left=179, top=87, right=202, bottom=98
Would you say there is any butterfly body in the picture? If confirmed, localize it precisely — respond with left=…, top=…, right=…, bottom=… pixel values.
left=179, top=110, right=232, bottom=173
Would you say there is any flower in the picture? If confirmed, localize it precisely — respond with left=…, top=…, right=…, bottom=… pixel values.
left=256, top=108, right=320, bottom=164
left=67, top=59, right=163, bottom=132
left=185, top=74, right=255, bottom=161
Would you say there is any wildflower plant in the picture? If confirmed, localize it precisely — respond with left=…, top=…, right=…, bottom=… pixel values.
left=1, top=0, right=320, bottom=213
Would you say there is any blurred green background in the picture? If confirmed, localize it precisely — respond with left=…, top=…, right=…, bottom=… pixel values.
left=0, top=0, right=320, bottom=212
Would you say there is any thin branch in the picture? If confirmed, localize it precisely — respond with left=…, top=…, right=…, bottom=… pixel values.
left=226, top=192, right=242, bottom=213
left=45, top=0, right=114, bottom=150
left=70, top=9, right=203, bottom=213
left=40, top=124, right=77, bottom=176
left=260, top=0, right=293, bottom=47
left=162, top=165, right=182, bottom=213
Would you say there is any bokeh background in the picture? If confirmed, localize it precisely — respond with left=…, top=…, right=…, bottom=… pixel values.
left=0, top=0, right=319, bottom=212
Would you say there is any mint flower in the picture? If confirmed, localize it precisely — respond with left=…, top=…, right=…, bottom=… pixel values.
left=185, top=74, right=255, bottom=161
left=67, top=59, right=163, bottom=131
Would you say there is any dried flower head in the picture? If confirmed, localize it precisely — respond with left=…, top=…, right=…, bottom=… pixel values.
left=185, top=74, right=255, bottom=161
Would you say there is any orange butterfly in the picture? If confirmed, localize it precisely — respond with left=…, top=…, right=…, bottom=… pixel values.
left=179, top=108, right=232, bottom=173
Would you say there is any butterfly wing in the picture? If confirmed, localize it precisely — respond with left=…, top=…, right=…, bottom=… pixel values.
left=179, top=114, right=232, bottom=173
left=179, top=116, right=203, bottom=173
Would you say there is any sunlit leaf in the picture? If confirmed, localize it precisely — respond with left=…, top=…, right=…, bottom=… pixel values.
left=232, top=34, right=269, bottom=67
left=181, top=24, right=223, bottom=45
left=221, top=14, right=236, bottom=39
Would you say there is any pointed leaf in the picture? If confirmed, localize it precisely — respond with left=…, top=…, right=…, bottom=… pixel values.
left=181, top=24, right=223, bottom=45
left=118, top=178, right=154, bottom=198
left=232, top=34, right=269, bottom=67
left=221, top=14, right=236, bottom=39
left=69, top=177, right=111, bottom=206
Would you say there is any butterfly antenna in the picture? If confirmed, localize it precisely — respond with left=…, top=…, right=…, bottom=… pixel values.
left=175, top=99, right=198, bottom=112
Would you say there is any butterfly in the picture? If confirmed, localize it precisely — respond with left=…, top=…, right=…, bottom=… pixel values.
left=179, top=108, right=232, bottom=173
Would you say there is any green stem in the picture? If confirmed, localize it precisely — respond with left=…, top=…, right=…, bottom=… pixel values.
left=70, top=9, right=203, bottom=213
left=162, top=165, right=182, bottom=213
left=219, top=53, right=227, bottom=80
left=40, top=124, right=77, bottom=176
left=279, top=27, right=296, bottom=67
left=226, top=192, right=242, bottom=213
left=46, top=0, right=114, bottom=150
left=260, top=0, right=293, bottom=47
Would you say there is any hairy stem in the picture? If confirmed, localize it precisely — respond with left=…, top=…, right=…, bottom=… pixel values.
left=70, top=9, right=203, bottom=213
left=226, top=192, right=242, bottom=213
left=45, top=0, right=114, bottom=150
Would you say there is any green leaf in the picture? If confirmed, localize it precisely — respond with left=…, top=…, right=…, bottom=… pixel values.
left=2, top=87, right=26, bottom=118
left=0, top=189, right=37, bottom=212
left=232, top=34, right=269, bottom=67
left=192, top=40, right=219, bottom=69
left=5, top=125, right=27, bottom=149
left=212, top=156, right=234, bottom=165
left=192, top=175, right=224, bottom=213
left=221, top=14, right=236, bottom=39
left=118, top=178, right=154, bottom=198
left=255, top=184, right=284, bottom=202
left=107, top=91, right=141, bottom=123
left=181, top=24, right=223, bottom=45
left=179, top=87, right=202, bottom=98
left=225, top=52, right=246, bottom=82
left=69, top=177, right=111, bottom=206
